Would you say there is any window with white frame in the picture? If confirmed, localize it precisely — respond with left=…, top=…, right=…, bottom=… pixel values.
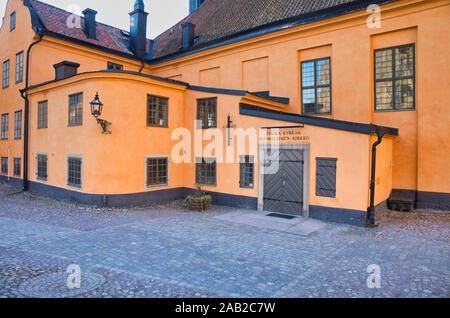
left=37, top=153, right=48, bottom=181
left=67, top=156, right=82, bottom=188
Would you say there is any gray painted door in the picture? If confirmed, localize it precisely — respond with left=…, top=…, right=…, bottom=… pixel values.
left=263, top=149, right=304, bottom=216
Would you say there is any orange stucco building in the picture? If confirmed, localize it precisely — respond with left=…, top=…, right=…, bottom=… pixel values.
left=0, top=0, right=449, bottom=226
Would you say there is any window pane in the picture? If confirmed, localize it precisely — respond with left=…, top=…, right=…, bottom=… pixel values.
left=69, top=93, right=83, bottom=126
left=395, top=46, right=414, bottom=78
left=302, top=88, right=316, bottom=113
left=14, top=111, right=21, bottom=139
left=197, top=98, right=217, bottom=129
left=394, top=79, right=414, bottom=109
left=37, top=154, right=48, bottom=181
left=316, top=87, right=331, bottom=114
left=301, top=61, right=315, bottom=87
left=1, top=114, right=8, bottom=139
left=375, top=49, right=393, bottom=80
left=316, top=59, right=330, bottom=86
left=68, top=158, right=82, bottom=187
left=147, top=95, right=168, bottom=127
left=38, top=101, right=48, bottom=129
left=376, top=81, right=393, bottom=110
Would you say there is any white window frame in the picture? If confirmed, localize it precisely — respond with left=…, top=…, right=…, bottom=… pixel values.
left=36, top=152, right=48, bottom=182
left=67, top=154, right=83, bottom=190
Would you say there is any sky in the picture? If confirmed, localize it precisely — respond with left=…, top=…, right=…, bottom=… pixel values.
left=0, top=0, right=189, bottom=38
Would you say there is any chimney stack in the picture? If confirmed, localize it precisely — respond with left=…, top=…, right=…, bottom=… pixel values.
left=53, top=61, right=80, bottom=80
left=129, top=0, right=148, bottom=59
left=182, top=23, right=195, bottom=50
left=83, top=8, right=97, bottom=39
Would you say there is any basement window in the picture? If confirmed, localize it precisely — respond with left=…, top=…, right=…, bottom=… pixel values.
left=239, top=155, right=254, bottom=189
left=13, top=158, right=21, bottom=177
left=375, top=44, right=415, bottom=111
left=107, top=62, right=123, bottom=71
left=37, top=153, right=48, bottom=181
left=1, top=157, right=7, bottom=174
left=146, top=156, right=169, bottom=187
left=67, top=156, right=82, bottom=188
left=196, top=158, right=216, bottom=186
left=147, top=95, right=168, bottom=127
left=316, top=158, right=337, bottom=198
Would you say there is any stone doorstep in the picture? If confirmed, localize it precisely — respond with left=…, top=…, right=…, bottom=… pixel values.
left=214, top=211, right=326, bottom=236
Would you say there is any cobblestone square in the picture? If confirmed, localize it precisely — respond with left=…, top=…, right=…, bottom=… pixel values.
left=0, top=184, right=448, bottom=298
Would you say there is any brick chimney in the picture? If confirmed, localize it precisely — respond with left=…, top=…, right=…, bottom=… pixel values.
left=83, top=8, right=97, bottom=39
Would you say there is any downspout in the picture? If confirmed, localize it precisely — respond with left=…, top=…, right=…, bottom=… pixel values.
left=138, top=59, right=145, bottom=73
left=367, top=129, right=386, bottom=227
left=20, top=30, right=43, bottom=191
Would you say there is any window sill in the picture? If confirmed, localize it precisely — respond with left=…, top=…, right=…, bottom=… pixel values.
left=36, top=178, right=48, bottom=183
left=67, top=184, right=82, bottom=191
left=145, top=183, right=169, bottom=190
left=374, top=108, right=416, bottom=113
left=195, top=183, right=217, bottom=187
left=146, top=125, right=169, bottom=128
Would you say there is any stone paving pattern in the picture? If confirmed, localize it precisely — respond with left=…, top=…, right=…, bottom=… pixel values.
left=0, top=184, right=448, bottom=298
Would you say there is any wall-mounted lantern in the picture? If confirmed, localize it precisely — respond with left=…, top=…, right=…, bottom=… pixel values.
left=90, top=92, right=111, bottom=134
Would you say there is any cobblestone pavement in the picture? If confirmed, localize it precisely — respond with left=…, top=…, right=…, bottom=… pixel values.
left=0, top=184, right=448, bottom=298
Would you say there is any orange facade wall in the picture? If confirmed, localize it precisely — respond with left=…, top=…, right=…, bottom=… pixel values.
left=27, top=73, right=186, bottom=195
left=150, top=0, right=450, bottom=196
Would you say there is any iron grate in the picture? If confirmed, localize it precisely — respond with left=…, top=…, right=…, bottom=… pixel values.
left=266, top=213, right=296, bottom=220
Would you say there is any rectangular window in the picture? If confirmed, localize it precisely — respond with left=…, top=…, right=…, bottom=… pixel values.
left=36, top=153, right=48, bottom=181
left=15, top=52, right=24, bottom=83
left=195, top=158, right=216, bottom=186
left=14, top=111, right=22, bottom=139
left=1, top=157, right=7, bottom=174
left=107, top=62, right=123, bottom=71
left=67, top=156, right=82, bottom=188
left=316, top=158, right=337, bottom=198
left=3, top=60, right=9, bottom=88
left=38, top=101, right=48, bottom=129
left=146, top=157, right=169, bottom=187
left=1, top=114, right=8, bottom=140
left=197, top=98, right=217, bottom=129
left=239, top=155, right=254, bottom=189
left=13, top=158, right=21, bottom=177
left=10, top=12, right=16, bottom=31
left=375, top=44, right=415, bottom=111
left=301, top=57, right=332, bottom=114
left=147, top=95, right=169, bottom=127
left=68, top=93, right=83, bottom=126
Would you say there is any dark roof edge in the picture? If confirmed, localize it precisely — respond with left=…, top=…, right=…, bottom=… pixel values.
left=22, top=70, right=190, bottom=92
left=188, top=86, right=290, bottom=105
left=149, top=0, right=397, bottom=64
left=239, top=103, right=399, bottom=136
left=188, top=85, right=247, bottom=96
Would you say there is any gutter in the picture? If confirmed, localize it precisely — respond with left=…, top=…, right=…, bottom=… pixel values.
left=366, top=128, right=388, bottom=227
left=20, top=30, right=43, bottom=191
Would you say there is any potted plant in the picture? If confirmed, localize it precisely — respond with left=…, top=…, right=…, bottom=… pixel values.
left=186, top=187, right=212, bottom=212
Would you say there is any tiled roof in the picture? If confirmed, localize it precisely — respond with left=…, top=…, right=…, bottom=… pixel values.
left=152, top=0, right=365, bottom=58
left=27, top=0, right=390, bottom=61
left=28, top=0, right=151, bottom=58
